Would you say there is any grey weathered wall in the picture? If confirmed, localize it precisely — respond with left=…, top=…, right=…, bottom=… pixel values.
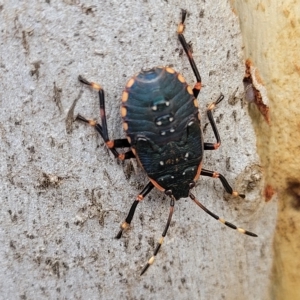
left=0, top=1, right=276, bottom=299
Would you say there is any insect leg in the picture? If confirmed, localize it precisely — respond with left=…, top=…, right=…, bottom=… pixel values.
left=177, top=10, right=202, bottom=98
left=78, top=75, right=109, bottom=140
left=204, top=94, right=224, bottom=150
left=189, top=193, right=257, bottom=237
left=140, top=196, right=175, bottom=275
left=76, top=114, right=135, bottom=160
left=200, top=168, right=245, bottom=198
left=77, top=76, right=134, bottom=160
left=116, top=182, right=154, bottom=239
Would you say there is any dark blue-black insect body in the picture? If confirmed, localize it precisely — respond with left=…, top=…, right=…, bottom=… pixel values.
left=76, top=10, right=257, bottom=276
left=122, top=67, right=202, bottom=200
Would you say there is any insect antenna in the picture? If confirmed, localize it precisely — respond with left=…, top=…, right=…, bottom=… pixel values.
left=189, top=192, right=257, bottom=237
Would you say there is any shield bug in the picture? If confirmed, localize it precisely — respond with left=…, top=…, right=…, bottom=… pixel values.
left=76, top=10, right=257, bottom=275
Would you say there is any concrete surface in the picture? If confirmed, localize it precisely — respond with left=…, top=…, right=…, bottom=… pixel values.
left=0, top=1, right=276, bottom=299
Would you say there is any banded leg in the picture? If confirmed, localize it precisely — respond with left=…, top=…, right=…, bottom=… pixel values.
left=201, top=168, right=245, bottom=198
left=116, top=182, right=154, bottom=239
left=189, top=193, right=257, bottom=237
left=76, top=114, right=135, bottom=160
left=77, top=76, right=134, bottom=160
left=78, top=75, right=109, bottom=140
left=204, top=94, right=224, bottom=150
left=140, top=196, right=175, bottom=276
left=177, top=10, right=202, bottom=98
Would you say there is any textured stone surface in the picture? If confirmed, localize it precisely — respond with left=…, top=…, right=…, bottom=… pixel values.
left=0, top=1, right=276, bottom=299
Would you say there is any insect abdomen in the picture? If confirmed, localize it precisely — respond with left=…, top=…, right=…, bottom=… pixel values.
left=121, top=67, right=203, bottom=199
